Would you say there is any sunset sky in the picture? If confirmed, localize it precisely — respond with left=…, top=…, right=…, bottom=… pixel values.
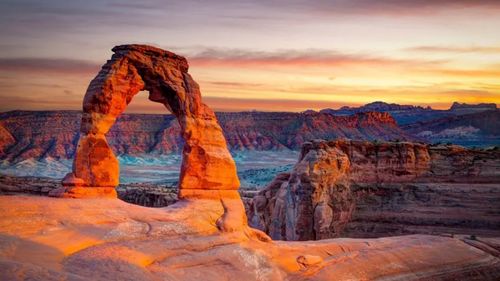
left=0, top=0, right=499, bottom=113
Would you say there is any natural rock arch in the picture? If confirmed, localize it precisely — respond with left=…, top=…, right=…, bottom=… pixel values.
left=52, top=45, right=240, bottom=202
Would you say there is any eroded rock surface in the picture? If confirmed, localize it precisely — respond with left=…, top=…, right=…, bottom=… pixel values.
left=250, top=140, right=500, bottom=240
left=52, top=45, right=239, bottom=202
left=1, top=195, right=499, bottom=281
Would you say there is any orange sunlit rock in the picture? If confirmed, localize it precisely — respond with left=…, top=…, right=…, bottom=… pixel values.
left=1, top=195, right=499, bottom=280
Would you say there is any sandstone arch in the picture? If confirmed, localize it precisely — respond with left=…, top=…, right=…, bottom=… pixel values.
left=53, top=45, right=240, bottom=202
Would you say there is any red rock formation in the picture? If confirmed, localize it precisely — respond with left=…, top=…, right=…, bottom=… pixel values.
left=252, top=140, right=355, bottom=241
left=217, top=111, right=409, bottom=150
left=330, top=139, right=432, bottom=183
left=51, top=45, right=239, bottom=205
left=251, top=140, right=500, bottom=240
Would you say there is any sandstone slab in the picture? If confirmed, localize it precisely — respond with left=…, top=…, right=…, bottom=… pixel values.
left=1, top=195, right=499, bottom=281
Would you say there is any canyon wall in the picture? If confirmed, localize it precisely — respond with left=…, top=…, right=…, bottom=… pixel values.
left=0, top=110, right=411, bottom=162
left=248, top=140, right=500, bottom=240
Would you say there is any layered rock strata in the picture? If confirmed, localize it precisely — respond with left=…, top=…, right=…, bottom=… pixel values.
left=0, top=110, right=412, bottom=163
left=249, top=140, right=500, bottom=240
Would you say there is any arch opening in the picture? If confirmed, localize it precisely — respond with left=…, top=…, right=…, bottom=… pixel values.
left=123, top=90, right=167, bottom=114
left=115, top=90, right=182, bottom=188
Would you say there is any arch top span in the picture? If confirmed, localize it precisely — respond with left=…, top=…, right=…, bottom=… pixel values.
left=52, top=44, right=240, bottom=200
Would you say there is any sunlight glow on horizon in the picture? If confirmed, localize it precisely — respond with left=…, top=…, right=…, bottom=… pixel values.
left=0, top=0, right=499, bottom=113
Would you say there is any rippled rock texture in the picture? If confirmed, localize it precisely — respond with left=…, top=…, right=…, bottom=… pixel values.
left=1, top=195, right=499, bottom=281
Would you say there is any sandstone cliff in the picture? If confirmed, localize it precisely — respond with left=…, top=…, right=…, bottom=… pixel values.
left=249, top=140, right=500, bottom=240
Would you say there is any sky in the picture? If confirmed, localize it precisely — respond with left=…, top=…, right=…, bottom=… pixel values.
left=0, top=0, right=499, bottom=113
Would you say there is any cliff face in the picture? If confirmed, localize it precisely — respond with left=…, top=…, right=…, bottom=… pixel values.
left=0, top=123, right=15, bottom=155
left=249, top=140, right=500, bottom=240
left=257, top=142, right=354, bottom=241
left=0, top=111, right=80, bottom=161
left=0, top=110, right=411, bottom=162
left=218, top=111, right=405, bottom=150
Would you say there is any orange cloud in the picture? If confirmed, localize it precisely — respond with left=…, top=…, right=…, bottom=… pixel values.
left=188, top=49, right=442, bottom=69
left=0, top=49, right=498, bottom=114
left=407, top=45, right=500, bottom=54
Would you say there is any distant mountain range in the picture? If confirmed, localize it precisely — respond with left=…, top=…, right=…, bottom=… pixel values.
left=0, top=110, right=411, bottom=162
left=318, top=101, right=499, bottom=147
left=320, top=101, right=498, bottom=125
left=402, top=109, right=500, bottom=147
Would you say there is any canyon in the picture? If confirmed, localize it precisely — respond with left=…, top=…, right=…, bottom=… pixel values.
left=1, top=103, right=497, bottom=168
left=4, top=139, right=498, bottom=241
left=0, top=110, right=410, bottom=163
left=0, top=45, right=499, bottom=280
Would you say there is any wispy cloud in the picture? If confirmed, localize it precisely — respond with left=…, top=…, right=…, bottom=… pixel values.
left=299, top=0, right=500, bottom=15
left=187, top=48, right=443, bottom=68
left=0, top=58, right=101, bottom=74
left=62, top=0, right=500, bottom=17
left=0, top=93, right=82, bottom=112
